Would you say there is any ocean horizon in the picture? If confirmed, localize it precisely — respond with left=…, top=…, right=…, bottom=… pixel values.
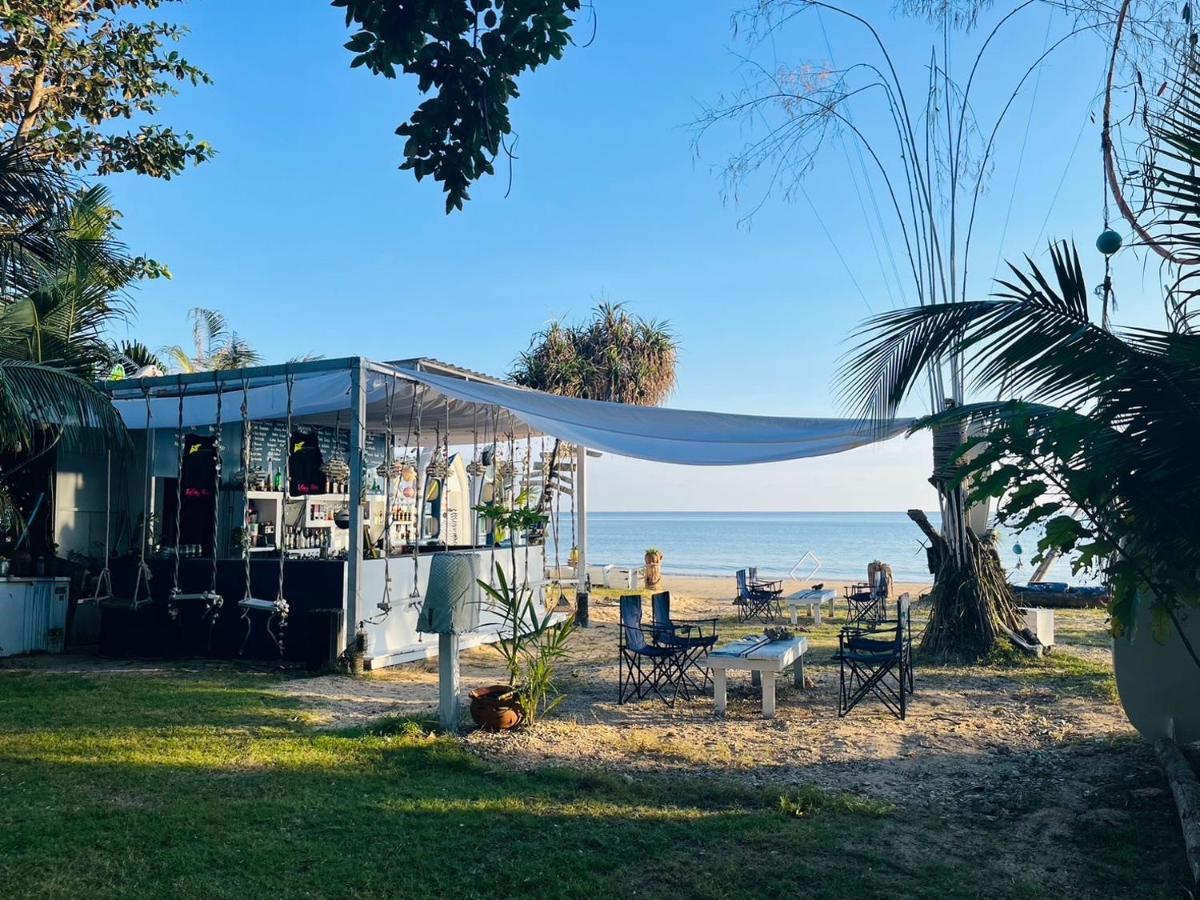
left=559, top=510, right=1093, bottom=586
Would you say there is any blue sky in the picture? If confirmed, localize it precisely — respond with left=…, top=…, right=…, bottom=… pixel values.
left=104, top=1, right=1148, bottom=511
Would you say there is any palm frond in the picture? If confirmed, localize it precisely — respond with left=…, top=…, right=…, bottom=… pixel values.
left=0, top=359, right=126, bottom=451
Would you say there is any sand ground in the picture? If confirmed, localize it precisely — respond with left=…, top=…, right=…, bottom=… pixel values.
left=266, top=573, right=1159, bottom=888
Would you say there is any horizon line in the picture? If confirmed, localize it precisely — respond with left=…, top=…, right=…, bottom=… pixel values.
left=587, top=509, right=942, bottom=515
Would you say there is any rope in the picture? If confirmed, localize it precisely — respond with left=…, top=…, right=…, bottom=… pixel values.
left=209, top=373, right=223, bottom=600
left=376, top=376, right=397, bottom=619
left=131, top=385, right=155, bottom=609
left=409, top=386, right=425, bottom=600
left=240, top=377, right=253, bottom=603
left=276, top=370, right=293, bottom=618
left=170, top=377, right=186, bottom=611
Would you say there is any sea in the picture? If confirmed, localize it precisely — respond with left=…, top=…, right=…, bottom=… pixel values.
left=571, top=511, right=1093, bottom=586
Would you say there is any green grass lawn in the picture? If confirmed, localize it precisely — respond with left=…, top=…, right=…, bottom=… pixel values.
left=0, top=668, right=1189, bottom=899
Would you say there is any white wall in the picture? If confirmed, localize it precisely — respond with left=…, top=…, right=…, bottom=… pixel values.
left=361, top=544, right=545, bottom=667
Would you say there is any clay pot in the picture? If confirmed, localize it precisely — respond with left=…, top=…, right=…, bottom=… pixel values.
left=469, top=684, right=524, bottom=732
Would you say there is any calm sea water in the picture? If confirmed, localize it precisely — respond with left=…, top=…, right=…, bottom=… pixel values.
left=573, top=511, right=1090, bottom=585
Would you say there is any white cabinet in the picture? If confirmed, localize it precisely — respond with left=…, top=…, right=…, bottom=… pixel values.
left=0, top=577, right=70, bottom=657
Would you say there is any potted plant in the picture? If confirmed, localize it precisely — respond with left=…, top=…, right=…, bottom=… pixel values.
left=470, top=500, right=576, bottom=731
left=644, top=547, right=663, bottom=588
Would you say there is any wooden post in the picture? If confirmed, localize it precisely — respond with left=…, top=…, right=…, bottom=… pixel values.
left=574, top=443, right=590, bottom=627
left=345, top=360, right=366, bottom=652
left=439, top=633, right=460, bottom=732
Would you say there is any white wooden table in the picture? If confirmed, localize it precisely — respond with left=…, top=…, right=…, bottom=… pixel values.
left=706, top=636, right=809, bottom=718
left=785, top=588, right=837, bottom=626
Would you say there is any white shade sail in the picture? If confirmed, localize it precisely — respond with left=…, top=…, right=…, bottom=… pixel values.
left=109, top=359, right=913, bottom=465
left=402, top=368, right=913, bottom=466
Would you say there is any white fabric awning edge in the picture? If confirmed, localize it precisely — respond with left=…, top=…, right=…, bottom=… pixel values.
left=402, top=368, right=913, bottom=466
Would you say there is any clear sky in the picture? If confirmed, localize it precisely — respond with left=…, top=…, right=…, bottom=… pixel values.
left=103, top=1, right=1154, bottom=512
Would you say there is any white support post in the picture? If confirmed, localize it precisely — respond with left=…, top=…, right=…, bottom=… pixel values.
left=574, top=443, right=589, bottom=627
left=438, top=633, right=461, bottom=732
left=345, top=360, right=366, bottom=652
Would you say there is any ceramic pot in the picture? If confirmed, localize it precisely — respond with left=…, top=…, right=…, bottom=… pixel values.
left=469, top=684, right=524, bottom=732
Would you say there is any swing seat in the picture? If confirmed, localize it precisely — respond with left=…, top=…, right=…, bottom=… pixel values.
left=172, top=589, right=224, bottom=605
left=237, top=596, right=288, bottom=656
left=85, top=569, right=114, bottom=605
left=238, top=596, right=281, bottom=612
left=101, top=563, right=153, bottom=611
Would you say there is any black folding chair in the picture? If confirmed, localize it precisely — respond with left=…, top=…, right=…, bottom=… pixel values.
left=835, top=594, right=914, bottom=720
left=618, top=595, right=691, bottom=707
left=748, top=566, right=783, bottom=597
left=650, top=590, right=718, bottom=696
left=734, top=569, right=781, bottom=622
left=845, top=574, right=887, bottom=626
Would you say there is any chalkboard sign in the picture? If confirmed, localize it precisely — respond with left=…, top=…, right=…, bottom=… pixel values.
left=249, top=423, right=388, bottom=482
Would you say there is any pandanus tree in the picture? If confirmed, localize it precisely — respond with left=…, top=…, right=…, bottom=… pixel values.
left=511, top=302, right=678, bottom=514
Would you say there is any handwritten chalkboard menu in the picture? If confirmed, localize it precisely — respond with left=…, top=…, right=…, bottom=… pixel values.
left=249, top=423, right=388, bottom=481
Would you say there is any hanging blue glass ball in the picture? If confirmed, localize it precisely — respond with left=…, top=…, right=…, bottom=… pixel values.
left=1013, top=541, right=1024, bottom=556
left=1096, top=229, right=1123, bottom=255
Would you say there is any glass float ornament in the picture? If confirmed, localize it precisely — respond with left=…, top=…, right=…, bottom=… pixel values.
left=496, top=459, right=515, bottom=480
left=1096, top=229, right=1123, bottom=256
left=465, top=457, right=486, bottom=477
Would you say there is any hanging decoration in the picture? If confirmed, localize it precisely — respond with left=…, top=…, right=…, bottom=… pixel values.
left=321, top=409, right=351, bottom=486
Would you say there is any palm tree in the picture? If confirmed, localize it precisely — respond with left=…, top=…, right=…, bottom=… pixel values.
left=163, top=307, right=262, bottom=373
left=0, top=153, right=127, bottom=452
left=842, top=241, right=1200, bottom=668
left=841, top=42, right=1200, bottom=665
left=511, top=302, right=679, bottom=517
left=110, top=339, right=164, bottom=378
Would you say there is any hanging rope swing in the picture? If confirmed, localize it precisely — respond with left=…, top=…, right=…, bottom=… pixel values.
left=167, top=374, right=226, bottom=627
left=105, top=385, right=155, bottom=610
left=236, top=372, right=290, bottom=656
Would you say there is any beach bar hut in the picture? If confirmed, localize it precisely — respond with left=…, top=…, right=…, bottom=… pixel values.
left=59, top=358, right=550, bottom=667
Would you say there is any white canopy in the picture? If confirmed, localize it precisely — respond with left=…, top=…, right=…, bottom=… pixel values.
left=402, top=368, right=912, bottom=466
left=108, top=358, right=912, bottom=466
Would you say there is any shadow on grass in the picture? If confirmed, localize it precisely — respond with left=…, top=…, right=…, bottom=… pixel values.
left=0, top=670, right=1189, bottom=900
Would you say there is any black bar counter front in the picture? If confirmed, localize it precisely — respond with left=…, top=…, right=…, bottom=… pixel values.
left=99, top=557, right=346, bottom=662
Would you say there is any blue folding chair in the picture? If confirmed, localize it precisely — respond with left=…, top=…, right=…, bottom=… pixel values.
left=734, top=568, right=781, bottom=622
left=651, top=591, right=718, bottom=695
left=618, top=595, right=690, bottom=707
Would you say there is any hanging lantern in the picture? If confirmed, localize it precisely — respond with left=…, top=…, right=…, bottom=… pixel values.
left=496, top=459, right=515, bottom=480
left=321, top=457, right=350, bottom=483
left=425, top=447, right=450, bottom=480
left=376, top=459, right=403, bottom=480
left=465, top=457, right=486, bottom=477
left=1096, top=229, right=1123, bottom=256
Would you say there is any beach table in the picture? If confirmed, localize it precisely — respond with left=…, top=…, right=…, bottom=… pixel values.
left=706, top=636, right=808, bottom=718
left=785, top=588, right=838, bottom=626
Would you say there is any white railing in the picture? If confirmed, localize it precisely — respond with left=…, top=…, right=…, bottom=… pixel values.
left=788, top=551, right=822, bottom=585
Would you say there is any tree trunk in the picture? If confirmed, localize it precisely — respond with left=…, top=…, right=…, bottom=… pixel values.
left=908, top=508, right=1027, bottom=661
left=1154, top=738, right=1200, bottom=887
